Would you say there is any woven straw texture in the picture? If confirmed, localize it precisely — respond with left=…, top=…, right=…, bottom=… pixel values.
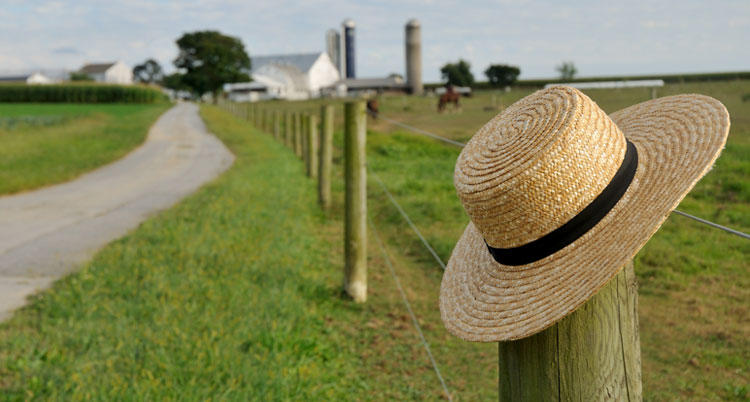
left=440, top=86, right=730, bottom=342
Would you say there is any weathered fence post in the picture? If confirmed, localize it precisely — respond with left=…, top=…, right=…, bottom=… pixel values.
left=498, top=261, right=642, bottom=401
left=318, top=104, right=334, bottom=209
left=306, top=114, right=319, bottom=179
left=273, top=111, right=281, bottom=141
left=344, top=101, right=367, bottom=303
left=285, top=112, right=293, bottom=148
left=294, top=112, right=303, bottom=158
left=301, top=113, right=309, bottom=166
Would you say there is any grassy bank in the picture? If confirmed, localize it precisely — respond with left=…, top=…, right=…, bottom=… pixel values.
left=0, top=103, right=170, bottom=195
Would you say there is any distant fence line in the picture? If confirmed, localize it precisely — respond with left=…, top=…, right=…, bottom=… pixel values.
left=425, top=70, right=750, bottom=91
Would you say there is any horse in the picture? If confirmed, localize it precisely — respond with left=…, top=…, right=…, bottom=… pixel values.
left=366, top=99, right=379, bottom=119
left=438, top=85, right=461, bottom=113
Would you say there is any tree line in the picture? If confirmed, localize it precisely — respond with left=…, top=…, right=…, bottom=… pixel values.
left=440, top=59, right=577, bottom=88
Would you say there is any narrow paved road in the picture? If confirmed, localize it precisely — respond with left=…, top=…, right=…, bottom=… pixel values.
left=0, top=103, right=234, bottom=321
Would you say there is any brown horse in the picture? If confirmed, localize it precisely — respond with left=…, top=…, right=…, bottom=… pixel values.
left=366, top=99, right=379, bottom=119
left=438, top=85, right=461, bottom=113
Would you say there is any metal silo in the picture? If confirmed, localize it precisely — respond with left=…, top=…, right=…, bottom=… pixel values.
left=342, top=19, right=355, bottom=78
left=405, top=19, right=422, bottom=95
left=326, top=29, right=340, bottom=74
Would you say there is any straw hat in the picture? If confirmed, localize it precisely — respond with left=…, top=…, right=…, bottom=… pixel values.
left=439, top=86, right=730, bottom=342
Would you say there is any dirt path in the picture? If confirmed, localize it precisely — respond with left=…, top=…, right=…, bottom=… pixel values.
left=0, top=103, right=234, bottom=321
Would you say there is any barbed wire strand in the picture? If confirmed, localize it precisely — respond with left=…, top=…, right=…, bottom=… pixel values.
left=368, top=165, right=447, bottom=270
left=372, top=112, right=750, bottom=240
left=367, top=213, right=453, bottom=401
left=672, top=210, right=750, bottom=240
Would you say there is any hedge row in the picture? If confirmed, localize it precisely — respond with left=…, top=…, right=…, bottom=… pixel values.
left=0, top=84, right=168, bottom=103
left=425, top=71, right=750, bottom=90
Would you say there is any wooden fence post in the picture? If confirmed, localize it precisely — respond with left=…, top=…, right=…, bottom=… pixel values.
left=285, top=112, right=293, bottom=148
left=498, top=261, right=642, bottom=401
left=273, top=111, right=280, bottom=141
left=318, top=104, right=334, bottom=209
left=306, top=114, right=319, bottom=179
left=294, top=112, right=303, bottom=158
left=301, top=113, right=309, bottom=166
left=344, top=101, right=367, bottom=303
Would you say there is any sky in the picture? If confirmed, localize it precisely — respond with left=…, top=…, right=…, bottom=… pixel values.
left=1, top=0, right=748, bottom=82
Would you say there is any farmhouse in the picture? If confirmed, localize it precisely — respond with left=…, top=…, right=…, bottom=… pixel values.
left=225, top=52, right=340, bottom=102
left=77, top=61, right=133, bottom=85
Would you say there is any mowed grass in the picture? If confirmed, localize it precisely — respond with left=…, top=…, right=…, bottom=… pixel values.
left=243, top=80, right=749, bottom=400
left=0, top=103, right=169, bottom=195
left=0, top=106, right=488, bottom=400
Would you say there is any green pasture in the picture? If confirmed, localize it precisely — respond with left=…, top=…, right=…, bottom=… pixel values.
left=0, top=80, right=746, bottom=401
left=242, top=80, right=749, bottom=400
left=0, top=103, right=170, bottom=195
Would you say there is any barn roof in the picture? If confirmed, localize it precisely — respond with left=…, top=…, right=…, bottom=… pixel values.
left=79, top=63, right=116, bottom=74
left=250, top=53, right=322, bottom=74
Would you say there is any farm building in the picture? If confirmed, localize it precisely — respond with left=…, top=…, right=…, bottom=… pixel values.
left=77, top=61, right=133, bottom=85
left=225, top=52, right=340, bottom=102
left=0, top=72, right=55, bottom=84
left=333, top=76, right=406, bottom=95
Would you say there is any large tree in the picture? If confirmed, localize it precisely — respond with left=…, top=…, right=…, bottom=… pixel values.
left=133, top=59, right=164, bottom=84
left=173, top=30, right=251, bottom=100
left=440, top=59, right=474, bottom=87
left=484, top=64, right=520, bottom=87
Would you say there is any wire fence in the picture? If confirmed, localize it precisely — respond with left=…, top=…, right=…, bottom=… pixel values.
left=367, top=213, right=452, bottom=400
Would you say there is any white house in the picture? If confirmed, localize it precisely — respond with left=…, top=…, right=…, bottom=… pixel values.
left=0, top=72, right=54, bottom=84
left=225, top=52, right=340, bottom=102
left=78, top=61, right=133, bottom=84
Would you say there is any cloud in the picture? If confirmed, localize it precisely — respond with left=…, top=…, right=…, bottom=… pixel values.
left=2, top=0, right=749, bottom=80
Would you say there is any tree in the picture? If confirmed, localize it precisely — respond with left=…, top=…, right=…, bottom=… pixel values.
left=162, top=72, right=188, bottom=91
left=484, top=64, right=521, bottom=87
left=556, top=61, right=577, bottom=80
left=173, top=30, right=251, bottom=101
left=133, top=59, right=163, bottom=84
left=440, top=59, right=474, bottom=87
left=70, top=72, right=93, bottom=81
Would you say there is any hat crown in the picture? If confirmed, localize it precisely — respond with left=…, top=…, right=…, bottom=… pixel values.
left=454, top=86, right=627, bottom=249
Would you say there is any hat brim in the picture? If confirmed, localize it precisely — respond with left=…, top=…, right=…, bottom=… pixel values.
left=439, top=94, right=730, bottom=342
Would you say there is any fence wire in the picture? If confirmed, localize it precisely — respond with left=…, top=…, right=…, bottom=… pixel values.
left=374, top=112, right=750, bottom=240
left=367, top=213, right=452, bottom=401
left=368, top=165, right=447, bottom=270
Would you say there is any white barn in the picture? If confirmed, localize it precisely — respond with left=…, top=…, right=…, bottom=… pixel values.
left=78, top=61, right=133, bottom=85
left=225, top=52, right=340, bottom=102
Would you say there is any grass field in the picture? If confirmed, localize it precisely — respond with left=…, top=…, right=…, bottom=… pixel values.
left=0, top=81, right=746, bottom=401
left=244, top=81, right=749, bottom=400
left=0, top=103, right=169, bottom=195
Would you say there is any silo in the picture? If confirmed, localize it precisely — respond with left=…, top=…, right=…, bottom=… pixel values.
left=405, top=19, right=422, bottom=95
left=342, top=19, right=356, bottom=78
left=326, top=29, right=340, bottom=73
